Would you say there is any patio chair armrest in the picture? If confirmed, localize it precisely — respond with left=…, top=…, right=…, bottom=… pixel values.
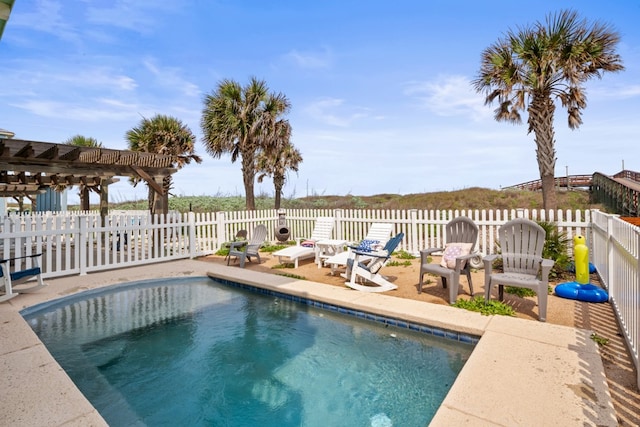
left=456, top=252, right=478, bottom=261
left=482, top=254, right=499, bottom=271
left=353, top=249, right=388, bottom=259
left=420, top=247, right=444, bottom=263
left=540, top=258, right=555, bottom=281
left=228, top=241, right=247, bottom=251
left=454, top=252, right=479, bottom=270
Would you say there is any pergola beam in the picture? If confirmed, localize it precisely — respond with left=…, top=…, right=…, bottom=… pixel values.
left=0, top=139, right=177, bottom=214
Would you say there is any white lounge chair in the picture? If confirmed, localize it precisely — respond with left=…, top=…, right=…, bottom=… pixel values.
left=273, top=217, right=334, bottom=268
left=345, top=232, right=404, bottom=292
left=324, top=222, right=394, bottom=274
left=0, top=253, right=47, bottom=303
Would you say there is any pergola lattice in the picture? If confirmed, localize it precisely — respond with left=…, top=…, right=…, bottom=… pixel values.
left=0, top=138, right=176, bottom=215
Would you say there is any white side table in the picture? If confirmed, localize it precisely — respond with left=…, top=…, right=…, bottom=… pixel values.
left=314, top=239, right=347, bottom=268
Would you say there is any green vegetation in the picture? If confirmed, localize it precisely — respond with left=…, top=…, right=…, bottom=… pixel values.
left=505, top=285, right=554, bottom=298
left=93, top=187, right=593, bottom=213
left=275, top=272, right=306, bottom=280
left=537, top=221, right=571, bottom=280
left=260, top=242, right=291, bottom=253
left=453, top=296, right=516, bottom=317
left=590, top=332, right=609, bottom=347
left=387, top=260, right=412, bottom=267
left=505, top=286, right=537, bottom=298
left=394, top=250, right=417, bottom=260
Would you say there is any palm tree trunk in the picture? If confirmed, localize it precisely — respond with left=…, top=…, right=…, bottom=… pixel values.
left=273, top=174, right=284, bottom=210
left=242, top=155, right=256, bottom=210
left=529, top=95, right=558, bottom=211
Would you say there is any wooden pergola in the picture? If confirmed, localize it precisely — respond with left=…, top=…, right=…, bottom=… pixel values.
left=0, top=0, right=15, bottom=41
left=0, top=138, right=176, bottom=216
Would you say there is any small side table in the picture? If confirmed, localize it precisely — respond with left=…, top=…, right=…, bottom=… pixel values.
left=314, top=239, right=347, bottom=269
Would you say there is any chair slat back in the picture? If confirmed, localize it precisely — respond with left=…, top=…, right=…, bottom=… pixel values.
left=367, top=232, right=405, bottom=274
left=383, top=232, right=404, bottom=253
left=445, top=216, right=479, bottom=251
left=247, top=224, right=268, bottom=252
left=310, top=217, right=335, bottom=241
left=499, top=219, right=546, bottom=275
left=365, top=223, right=394, bottom=243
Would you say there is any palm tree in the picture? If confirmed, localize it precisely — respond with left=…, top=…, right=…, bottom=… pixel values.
left=201, top=77, right=291, bottom=210
left=126, top=114, right=201, bottom=214
left=256, top=121, right=302, bottom=209
left=473, top=10, right=624, bottom=211
left=63, top=135, right=103, bottom=210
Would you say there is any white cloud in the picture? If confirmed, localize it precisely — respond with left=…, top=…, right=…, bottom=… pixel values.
left=404, top=75, right=492, bottom=121
left=85, top=0, right=178, bottom=33
left=590, top=84, right=640, bottom=99
left=11, top=0, right=79, bottom=42
left=283, top=48, right=333, bottom=69
left=142, top=58, right=201, bottom=98
left=303, top=98, right=370, bottom=127
left=15, top=99, right=140, bottom=122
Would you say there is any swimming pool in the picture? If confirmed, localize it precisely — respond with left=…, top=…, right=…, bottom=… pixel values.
left=22, top=276, right=475, bottom=426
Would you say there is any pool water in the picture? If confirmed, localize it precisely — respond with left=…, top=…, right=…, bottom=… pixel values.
left=22, top=277, right=474, bottom=426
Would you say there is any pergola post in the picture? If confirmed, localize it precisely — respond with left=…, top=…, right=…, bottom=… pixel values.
left=100, top=178, right=109, bottom=227
left=152, top=175, right=167, bottom=216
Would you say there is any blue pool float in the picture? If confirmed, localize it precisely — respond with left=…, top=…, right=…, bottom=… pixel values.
left=555, top=282, right=608, bottom=303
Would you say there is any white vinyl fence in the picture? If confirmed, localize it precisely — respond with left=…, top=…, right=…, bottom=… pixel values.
left=2, top=207, right=638, bottom=386
left=1, top=207, right=592, bottom=276
left=590, top=209, right=640, bottom=387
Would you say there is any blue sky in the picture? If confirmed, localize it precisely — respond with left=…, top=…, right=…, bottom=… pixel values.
left=1, top=1, right=638, bottom=204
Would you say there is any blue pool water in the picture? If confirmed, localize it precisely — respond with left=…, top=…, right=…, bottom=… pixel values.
left=22, top=277, right=474, bottom=426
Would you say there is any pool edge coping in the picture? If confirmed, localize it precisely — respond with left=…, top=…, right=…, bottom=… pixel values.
left=0, top=259, right=618, bottom=426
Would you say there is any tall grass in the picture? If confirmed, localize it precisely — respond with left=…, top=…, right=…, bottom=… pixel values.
left=74, top=188, right=593, bottom=213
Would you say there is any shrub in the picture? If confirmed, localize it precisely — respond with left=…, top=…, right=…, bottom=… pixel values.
left=387, top=260, right=412, bottom=267
left=394, top=250, right=416, bottom=260
left=536, top=221, right=571, bottom=280
left=452, top=297, right=516, bottom=316
left=260, top=243, right=290, bottom=253
left=276, top=272, right=306, bottom=280
left=505, top=286, right=537, bottom=298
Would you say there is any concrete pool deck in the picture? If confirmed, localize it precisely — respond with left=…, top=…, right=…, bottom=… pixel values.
left=0, top=259, right=617, bottom=426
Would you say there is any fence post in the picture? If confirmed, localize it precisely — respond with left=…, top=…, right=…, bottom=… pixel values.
left=216, top=211, right=226, bottom=252
left=79, top=216, right=88, bottom=276
left=188, top=211, right=196, bottom=259
left=606, top=214, right=614, bottom=299
left=410, top=209, right=418, bottom=255
left=334, top=209, right=343, bottom=240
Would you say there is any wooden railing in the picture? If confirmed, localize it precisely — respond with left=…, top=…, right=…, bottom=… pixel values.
left=614, top=170, right=640, bottom=182
left=504, top=174, right=593, bottom=191
left=592, top=172, right=640, bottom=217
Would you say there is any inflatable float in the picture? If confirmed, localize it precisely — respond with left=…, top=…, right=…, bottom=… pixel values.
left=554, top=282, right=608, bottom=303
left=555, top=234, right=608, bottom=303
